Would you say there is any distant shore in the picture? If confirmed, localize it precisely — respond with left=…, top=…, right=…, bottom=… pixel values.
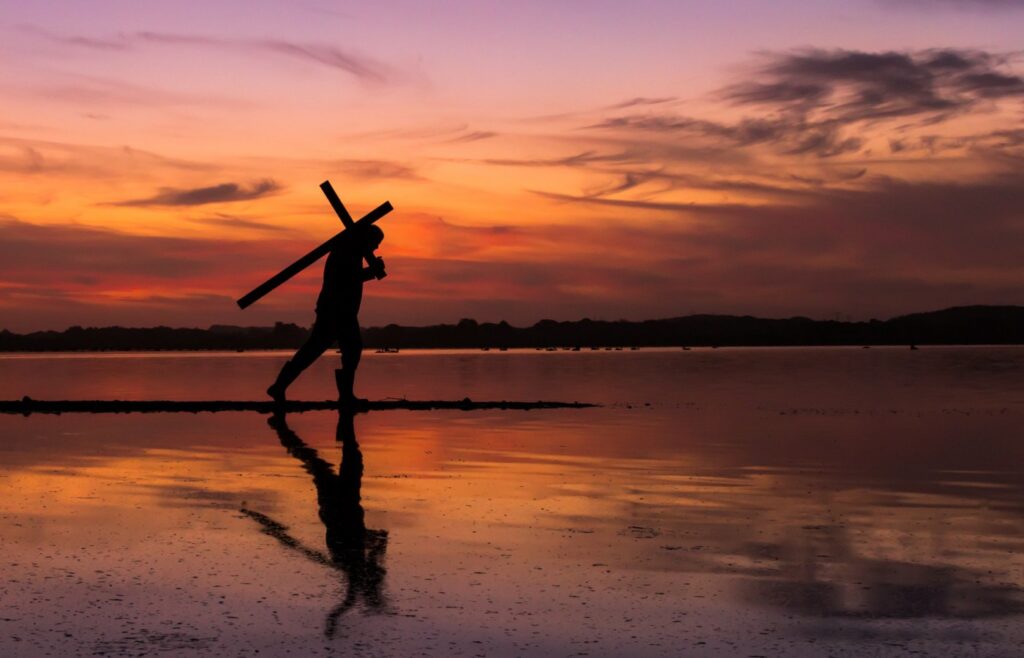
left=2, top=305, right=1022, bottom=352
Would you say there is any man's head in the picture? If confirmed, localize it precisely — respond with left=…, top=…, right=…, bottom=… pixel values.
left=362, top=225, right=384, bottom=250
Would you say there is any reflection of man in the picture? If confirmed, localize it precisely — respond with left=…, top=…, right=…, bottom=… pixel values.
left=267, top=226, right=386, bottom=405
left=243, top=411, right=388, bottom=637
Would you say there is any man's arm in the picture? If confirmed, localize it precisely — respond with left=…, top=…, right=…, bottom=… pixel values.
left=361, top=257, right=386, bottom=281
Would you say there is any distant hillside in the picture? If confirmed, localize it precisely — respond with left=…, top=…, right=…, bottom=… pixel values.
left=1, top=306, right=1022, bottom=352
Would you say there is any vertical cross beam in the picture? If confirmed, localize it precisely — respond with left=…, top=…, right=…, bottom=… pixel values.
left=320, top=181, right=385, bottom=279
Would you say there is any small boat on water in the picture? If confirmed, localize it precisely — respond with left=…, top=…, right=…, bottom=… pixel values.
left=375, top=347, right=400, bottom=354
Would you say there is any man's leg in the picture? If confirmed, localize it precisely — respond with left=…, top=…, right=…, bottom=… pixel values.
left=268, top=317, right=334, bottom=402
left=334, top=316, right=363, bottom=404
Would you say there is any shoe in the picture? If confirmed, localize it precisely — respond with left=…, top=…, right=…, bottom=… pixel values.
left=267, top=383, right=287, bottom=404
left=334, top=369, right=367, bottom=407
left=268, top=360, right=301, bottom=404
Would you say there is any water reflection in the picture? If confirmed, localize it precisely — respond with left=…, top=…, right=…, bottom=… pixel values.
left=737, top=524, right=1024, bottom=619
left=242, top=411, right=389, bottom=637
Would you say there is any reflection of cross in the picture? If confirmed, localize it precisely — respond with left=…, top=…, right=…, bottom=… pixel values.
left=236, top=180, right=392, bottom=309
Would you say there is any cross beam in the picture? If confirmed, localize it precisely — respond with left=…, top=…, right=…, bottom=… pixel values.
left=236, top=186, right=392, bottom=309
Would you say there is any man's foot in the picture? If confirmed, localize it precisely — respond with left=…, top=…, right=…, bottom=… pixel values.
left=334, top=369, right=367, bottom=408
left=267, top=384, right=287, bottom=404
left=338, top=395, right=368, bottom=409
left=267, top=360, right=301, bottom=405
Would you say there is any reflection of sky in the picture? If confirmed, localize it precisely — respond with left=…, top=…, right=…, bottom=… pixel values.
left=2, top=1, right=1024, bottom=330
left=2, top=350, right=1024, bottom=652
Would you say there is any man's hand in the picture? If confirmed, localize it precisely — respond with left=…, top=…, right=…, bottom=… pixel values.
left=368, top=256, right=387, bottom=280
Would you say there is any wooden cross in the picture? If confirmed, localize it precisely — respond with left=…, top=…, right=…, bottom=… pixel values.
left=236, top=181, right=392, bottom=309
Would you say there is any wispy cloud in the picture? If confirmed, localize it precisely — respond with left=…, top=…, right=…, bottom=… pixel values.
left=485, top=150, right=637, bottom=167
left=186, top=214, right=295, bottom=233
left=444, top=131, right=499, bottom=144
left=112, top=180, right=281, bottom=207
left=31, top=72, right=248, bottom=109
left=605, top=96, right=677, bottom=110
left=329, top=159, right=423, bottom=181
left=587, top=114, right=863, bottom=158
left=0, top=136, right=215, bottom=177
left=532, top=190, right=749, bottom=214
left=24, top=26, right=398, bottom=85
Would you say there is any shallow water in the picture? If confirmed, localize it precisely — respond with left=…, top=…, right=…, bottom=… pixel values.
left=1, top=347, right=1023, bottom=656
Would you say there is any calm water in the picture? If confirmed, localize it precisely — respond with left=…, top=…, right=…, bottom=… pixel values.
left=1, top=347, right=1023, bottom=657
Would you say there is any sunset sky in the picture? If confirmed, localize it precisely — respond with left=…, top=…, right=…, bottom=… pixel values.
left=2, top=0, right=1023, bottom=331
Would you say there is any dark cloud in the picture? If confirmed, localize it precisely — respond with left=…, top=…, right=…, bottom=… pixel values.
left=583, top=172, right=651, bottom=197
left=790, top=168, right=867, bottom=185
left=587, top=48, right=1022, bottom=159
left=722, top=48, right=1024, bottom=123
left=986, top=129, right=1024, bottom=147
left=112, top=180, right=281, bottom=207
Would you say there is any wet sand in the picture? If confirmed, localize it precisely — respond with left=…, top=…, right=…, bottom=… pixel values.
left=1, top=348, right=1023, bottom=656
left=0, top=397, right=595, bottom=414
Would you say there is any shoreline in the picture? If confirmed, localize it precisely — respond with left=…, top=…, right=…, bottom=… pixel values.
left=0, top=397, right=598, bottom=415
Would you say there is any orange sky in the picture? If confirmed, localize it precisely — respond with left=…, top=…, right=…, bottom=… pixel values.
left=1, top=0, right=1023, bottom=331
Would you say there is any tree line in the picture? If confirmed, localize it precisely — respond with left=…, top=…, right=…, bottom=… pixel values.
left=1, top=306, right=1021, bottom=351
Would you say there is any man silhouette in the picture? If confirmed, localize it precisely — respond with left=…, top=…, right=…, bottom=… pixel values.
left=267, top=225, right=386, bottom=404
